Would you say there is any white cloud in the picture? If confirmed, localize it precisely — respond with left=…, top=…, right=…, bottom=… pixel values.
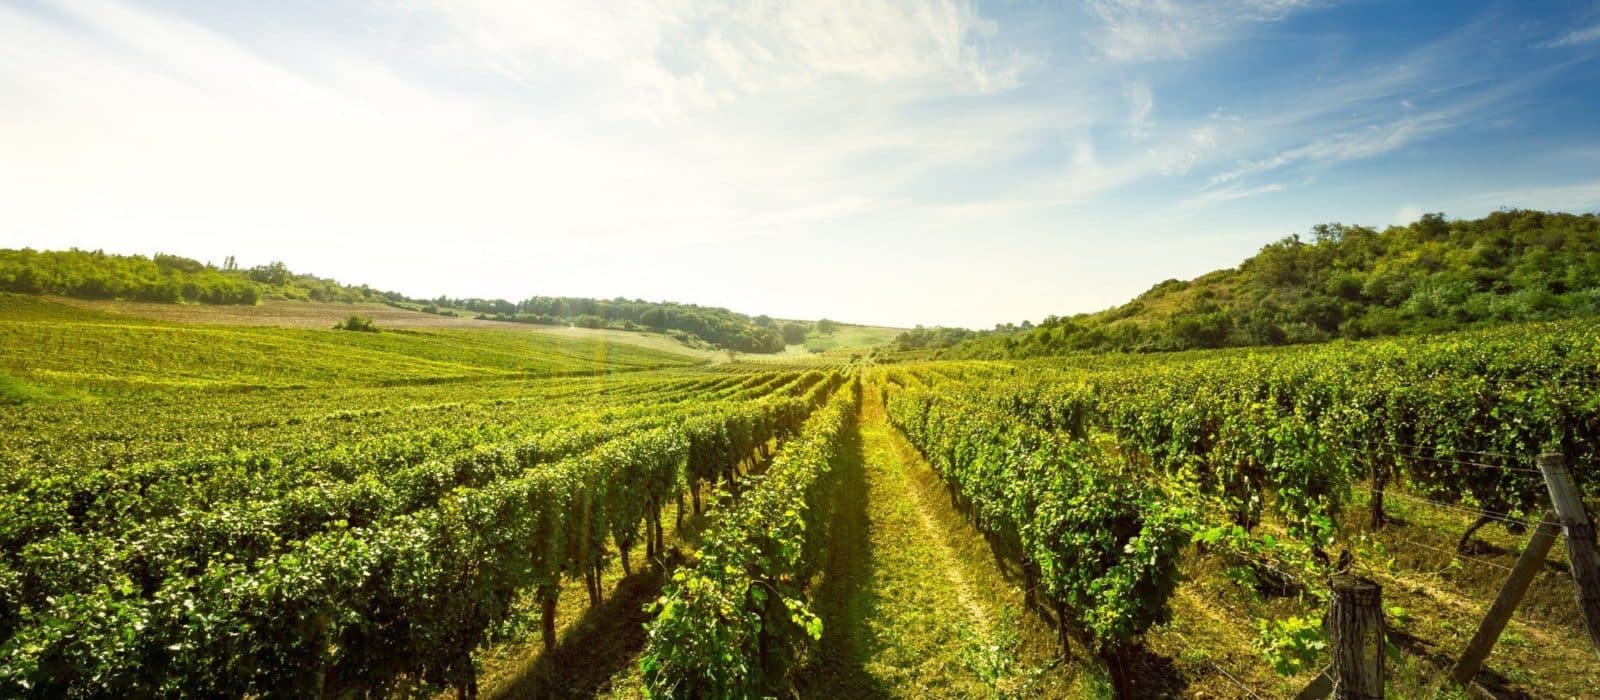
left=1539, top=24, right=1600, bottom=48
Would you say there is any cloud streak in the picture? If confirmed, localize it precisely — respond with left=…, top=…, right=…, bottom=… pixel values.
left=1085, top=0, right=1323, bottom=62
left=1540, top=24, right=1600, bottom=48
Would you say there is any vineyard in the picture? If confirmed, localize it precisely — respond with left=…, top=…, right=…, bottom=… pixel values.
left=2, top=296, right=1599, bottom=698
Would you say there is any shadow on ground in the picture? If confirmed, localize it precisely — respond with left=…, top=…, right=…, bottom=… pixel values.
left=795, top=421, right=894, bottom=699
left=489, top=552, right=680, bottom=699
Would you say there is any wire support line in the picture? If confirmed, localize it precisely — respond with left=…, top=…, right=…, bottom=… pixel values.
left=1343, top=439, right=1541, bottom=464
left=1371, top=489, right=1551, bottom=535
left=1341, top=441, right=1547, bottom=474
left=1387, top=536, right=1517, bottom=574
left=1168, top=631, right=1265, bottom=700
left=1392, top=453, right=1546, bottom=476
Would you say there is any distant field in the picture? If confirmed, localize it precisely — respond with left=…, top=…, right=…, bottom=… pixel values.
left=741, top=323, right=904, bottom=361
left=47, top=297, right=896, bottom=363
left=52, top=296, right=535, bottom=329
left=47, top=297, right=755, bottom=363
left=0, top=294, right=704, bottom=392
left=805, top=324, right=902, bottom=352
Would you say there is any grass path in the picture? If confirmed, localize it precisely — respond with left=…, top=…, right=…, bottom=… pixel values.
left=803, top=398, right=1079, bottom=698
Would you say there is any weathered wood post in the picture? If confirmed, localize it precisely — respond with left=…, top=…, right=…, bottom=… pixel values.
left=1539, top=453, right=1600, bottom=655
left=540, top=583, right=559, bottom=651
left=1449, top=511, right=1561, bottom=684
left=1370, top=462, right=1388, bottom=530
left=1328, top=574, right=1385, bottom=699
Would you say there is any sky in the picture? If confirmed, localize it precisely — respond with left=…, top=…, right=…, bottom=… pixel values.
left=1, top=1, right=1598, bottom=329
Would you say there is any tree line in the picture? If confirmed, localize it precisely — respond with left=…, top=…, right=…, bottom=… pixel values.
left=0, top=248, right=829, bottom=353
left=0, top=249, right=397, bottom=306
left=425, top=295, right=820, bottom=354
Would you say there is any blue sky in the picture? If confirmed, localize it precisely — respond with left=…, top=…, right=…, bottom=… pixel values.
left=1, top=0, right=1597, bottom=328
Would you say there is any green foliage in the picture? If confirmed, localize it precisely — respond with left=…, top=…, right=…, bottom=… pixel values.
left=893, top=325, right=975, bottom=351
left=640, top=380, right=858, bottom=698
left=0, top=249, right=411, bottom=306
left=1254, top=615, right=1327, bottom=676
left=780, top=321, right=808, bottom=345
left=0, top=361, right=846, bottom=696
left=883, top=318, right=1600, bottom=686
left=955, top=210, right=1600, bottom=357
left=885, top=387, right=1192, bottom=659
left=333, top=314, right=378, bottom=332
left=961, top=606, right=1050, bottom=699
left=0, top=248, right=259, bottom=304
left=0, top=374, right=42, bottom=405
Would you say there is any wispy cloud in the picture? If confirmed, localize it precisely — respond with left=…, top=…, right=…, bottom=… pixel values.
left=1182, top=182, right=1285, bottom=208
left=1208, top=113, right=1455, bottom=186
left=1085, top=0, right=1323, bottom=62
left=1124, top=80, right=1153, bottom=138
left=1187, top=17, right=1559, bottom=203
left=1539, top=24, right=1600, bottom=48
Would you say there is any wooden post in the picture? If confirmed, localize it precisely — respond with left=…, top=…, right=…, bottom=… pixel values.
left=1449, top=511, right=1561, bottom=684
left=1539, top=453, right=1600, bottom=655
left=540, top=585, right=559, bottom=651
left=1328, top=574, right=1385, bottom=700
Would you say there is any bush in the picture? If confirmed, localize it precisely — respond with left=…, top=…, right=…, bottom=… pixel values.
left=334, top=315, right=378, bottom=332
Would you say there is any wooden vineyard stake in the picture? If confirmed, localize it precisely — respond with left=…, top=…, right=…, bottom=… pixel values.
left=1449, top=511, right=1561, bottom=684
left=1538, top=453, right=1600, bottom=655
left=1328, top=574, right=1385, bottom=699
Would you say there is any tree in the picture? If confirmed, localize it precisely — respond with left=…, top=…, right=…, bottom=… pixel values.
left=247, top=261, right=291, bottom=286
left=815, top=318, right=839, bottom=335
left=779, top=322, right=807, bottom=345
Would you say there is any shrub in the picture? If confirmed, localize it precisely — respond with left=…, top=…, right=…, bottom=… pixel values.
left=334, top=315, right=378, bottom=332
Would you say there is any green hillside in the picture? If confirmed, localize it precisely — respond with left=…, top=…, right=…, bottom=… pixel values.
left=936, top=209, right=1600, bottom=357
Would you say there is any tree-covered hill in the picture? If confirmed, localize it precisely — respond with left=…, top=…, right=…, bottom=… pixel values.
left=0, top=248, right=392, bottom=306
left=0, top=248, right=812, bottom=353
left=938, top=209, right=1600, bottom=357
